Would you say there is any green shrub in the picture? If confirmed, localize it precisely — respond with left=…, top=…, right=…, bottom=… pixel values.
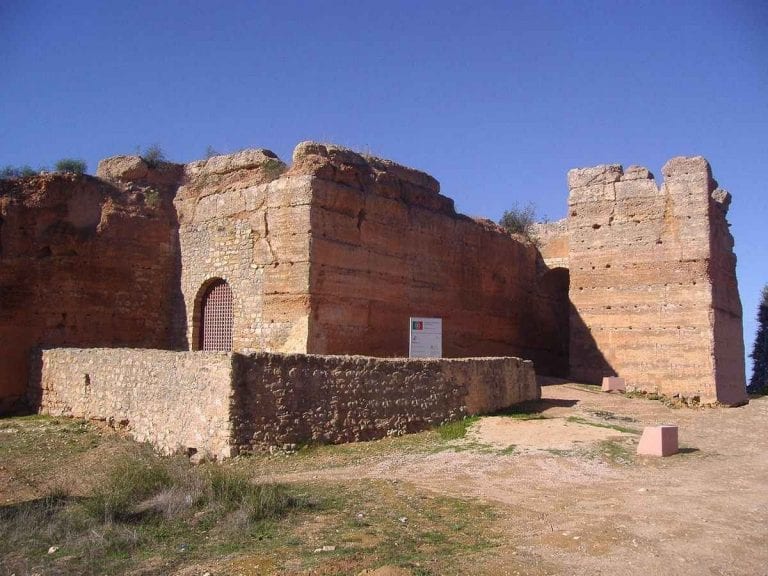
left=499, top=202, right=537, bottom=240
left=54, top=158, right=87, bottom=174
left=1, top=165, right=38, bottom=179
left=205, top=467, right=298, bottom=520
left=141, top=144, right=166, bottom=168
left=84, top=457, right=172, bottom=522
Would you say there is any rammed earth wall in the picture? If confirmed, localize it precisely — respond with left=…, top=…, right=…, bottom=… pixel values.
left=562, top=157, right=746, bottom=404
left=36, top=349, right=538, bottom=458
left=0, top=172, right=179, bottom=413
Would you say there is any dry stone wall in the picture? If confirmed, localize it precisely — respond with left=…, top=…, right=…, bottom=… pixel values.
left=36, top=349, right=537, bottom=456
left=173, top=150, right=313, bottom=353
left=565, top=157, right=746, bottom=404
left=0, top=173, right=178, bottom=413
left=35, top=349, right=235, bottom=459
left=291, top=143, right=569, bottom=376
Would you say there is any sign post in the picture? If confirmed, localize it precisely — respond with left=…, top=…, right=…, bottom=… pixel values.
left=409, top=317, right=442, bottom=358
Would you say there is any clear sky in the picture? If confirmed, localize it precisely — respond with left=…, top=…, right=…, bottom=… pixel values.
left=2, top=1, right=766, bottom=373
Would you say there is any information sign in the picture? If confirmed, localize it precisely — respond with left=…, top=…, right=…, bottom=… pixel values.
left=409, top=317, right=442, bottom=358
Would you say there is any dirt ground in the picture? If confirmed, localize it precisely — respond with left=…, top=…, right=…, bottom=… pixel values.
left=261, top=382, right=768, bottom=576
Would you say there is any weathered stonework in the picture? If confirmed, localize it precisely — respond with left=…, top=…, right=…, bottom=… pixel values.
left=173, top=150, right=312, bottom=353
left=0, top=143, right=747, bottom=421
left=167, top=142, right=569, bottom=374
left=0, top=173, right=178, bottom=412
left=294, top=143, right=569, bottom=375
left=36, top=348, right=537, bottom=457
left=558, top=157, right=746, bottom=404
left=35, top=348, right=234, bottom=458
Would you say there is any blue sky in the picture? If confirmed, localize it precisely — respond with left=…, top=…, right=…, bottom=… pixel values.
left=2, top=1, right=766, bottom=372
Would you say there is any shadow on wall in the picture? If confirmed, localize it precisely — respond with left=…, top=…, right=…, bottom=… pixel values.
left=533, top=266, right=570, bottom=378
left=168, top=206, right=188, bottom=350
left=569, top=302, right=616, bottom=384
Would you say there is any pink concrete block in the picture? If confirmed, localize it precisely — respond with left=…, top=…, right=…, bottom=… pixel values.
left=601, top=376, right=626, bottom=392
left=637, top=425, right=678, bottom=457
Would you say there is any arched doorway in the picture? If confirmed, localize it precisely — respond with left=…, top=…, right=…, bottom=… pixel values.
left=197, top=279, right=233, bottom=351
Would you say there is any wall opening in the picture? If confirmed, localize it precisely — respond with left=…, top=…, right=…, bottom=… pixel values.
left=195, top=279, right=233, bottom=351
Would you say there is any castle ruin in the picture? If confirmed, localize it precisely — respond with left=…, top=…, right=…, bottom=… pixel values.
left=0, top=142, right=747, bottom=454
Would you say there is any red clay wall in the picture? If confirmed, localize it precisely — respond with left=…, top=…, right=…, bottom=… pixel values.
left=0, top=172, right=178, bottom=412
left=291, top=143, right=569, bottom=375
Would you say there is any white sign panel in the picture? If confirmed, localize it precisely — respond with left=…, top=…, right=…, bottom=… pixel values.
left=409, top=317, right=442, bottom=358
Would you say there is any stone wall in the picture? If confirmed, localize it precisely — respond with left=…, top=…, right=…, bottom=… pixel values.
left=173, top=150, right=312, bottom=353
left=532, top=218, right=569, bottom=269
left=231, top=353, right=537, bottom=449
left=564, top=157, right=746, bottom=404
left=36, top=349, right=538, bottom=456
left=35, top=349, right=235, bottom=459
left=291, top=143, right=569, bottom=376
left=0, top=173, right=178, bottom=413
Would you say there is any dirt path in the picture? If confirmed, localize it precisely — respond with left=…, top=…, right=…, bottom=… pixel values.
left=265, top=384, right=768, bottom=575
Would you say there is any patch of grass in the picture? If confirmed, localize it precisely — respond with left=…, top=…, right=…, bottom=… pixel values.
left=544, top=448, right=574, bottom=457
left=563, top=383, right=603, bottom=394
left=84, top=457, right=173, bottom=522
left=0, top=425, right=308, bottom=576
left=566, top=416, right=640, bottom=435
left=500, top=444, right=517, bottom=455
left=436, top=416, right=479, bottom=440
left=294, top=480, right=499, bottom=574
left=596, top=439, right=634, bottom=465
left=588, top=410, right=638, bottom=423
left=205, top=466, right=299, bottom=521
left=1, top=417, right=503, bottom=574
left=493, top=403, right=549, bottom=420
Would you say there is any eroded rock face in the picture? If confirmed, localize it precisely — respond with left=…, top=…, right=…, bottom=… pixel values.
left=0, top=173, right=178, bottom=412
left=564, top=156, right=746, bottom=405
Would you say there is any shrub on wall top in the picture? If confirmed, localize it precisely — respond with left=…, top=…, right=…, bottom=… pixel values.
left=1, top=165, right=38, bottom=179
left=54, top=158, right=87, bottom=175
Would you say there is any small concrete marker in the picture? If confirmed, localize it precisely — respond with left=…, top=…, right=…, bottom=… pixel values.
left=637, top=425, right=678, bottom=456
left=601, top=376, right=626, bottom=392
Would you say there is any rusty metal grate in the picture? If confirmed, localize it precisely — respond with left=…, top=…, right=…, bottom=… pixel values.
left=200, top=280, right=233, bottom=351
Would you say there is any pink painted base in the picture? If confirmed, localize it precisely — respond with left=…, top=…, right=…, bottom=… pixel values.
left=637, top=425, right=679, bottom=456
left=601, top=377, right=626, bottom=392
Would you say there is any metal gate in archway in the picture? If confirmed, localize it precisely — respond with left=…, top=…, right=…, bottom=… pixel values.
left=200, top=280, right=233, bottom=351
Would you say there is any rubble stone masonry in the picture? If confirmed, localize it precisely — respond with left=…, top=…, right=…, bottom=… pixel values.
left=173, top=150, right=312, bottom=353
left=37, top=348, right=537, bottom=458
